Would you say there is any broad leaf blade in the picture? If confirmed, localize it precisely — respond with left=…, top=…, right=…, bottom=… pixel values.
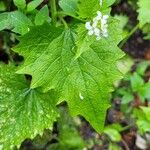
left=14, top=20, right=124, bottom=132
left=0, top=64, right=59, bottom=149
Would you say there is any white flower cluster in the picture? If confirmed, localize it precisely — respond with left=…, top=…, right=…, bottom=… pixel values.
left=85, top=11, right=109, bottom=40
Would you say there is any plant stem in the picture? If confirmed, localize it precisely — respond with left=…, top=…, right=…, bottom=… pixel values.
left=49, top=0, right=57, bottom=25
left=119, top=23, right=139, bottom=48
left=59, top=16, right=68, bottom=29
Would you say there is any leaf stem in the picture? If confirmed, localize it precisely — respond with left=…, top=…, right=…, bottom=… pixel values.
left=49, top=0, right=57, bottom=25
left=59, top=16, right=68, bottom=29
left=119, top=23, right=140, bottom=48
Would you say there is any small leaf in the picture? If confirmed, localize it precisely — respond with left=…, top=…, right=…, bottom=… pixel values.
left=130, top=72, right=144, bottom=92
left=104, top=128, right=121, bottom=142
left=137, top=0, right=150, bottom=27
left=138, top=83, right=150, bottom=101
left=0, top=63, right=59, bottom=149
left=102, top=0, right=116, bottom=8
left=27, top=0, right=43, bottom=12
left=0, top=11, right=33, bottom=35
left=122, top=92, right=134, bottom=104
left=13, top=0, right=26, bottom=10
left=136, top=61, right=150, bottom=76
left=59, top=0, right=78, bottom=16
left=34, top=5, right=51, bottom=25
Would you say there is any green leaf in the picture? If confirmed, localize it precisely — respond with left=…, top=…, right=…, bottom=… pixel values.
left=0, top=13, right=8, bottom=31
left=139, top=83, right=150, bottom=99
left=130, top=72, right=144, bottom=92
left=102, top=0, right=116, bottom=8
left=27, top=0, right=43, bottom=12
left=109, top=143, right=122, bottom=150
left=0, top=11, right=33, bottom=35
left=77, top=0, right=115, bottom=19
left=134, top=107, right=150, bottom=134
left=13, top=21, right=124, bottom=133
left=137, top=0, right=150, bottom=27
left=13, top=0, right=26, bottom=10
left=136, top=61, right=150, bottom=76
left=0, top=1, right=6, bottom=11
left=77, top=0, right=100, bottom=18
left=0, top=63, right=59, bottom=149
left=122, top=92, right=134, bottom=104
left=59, top=0, right=78, bottom=16
left=34, top=5, right=51, bottom=25
left=104, top=128, right=121, bottom=142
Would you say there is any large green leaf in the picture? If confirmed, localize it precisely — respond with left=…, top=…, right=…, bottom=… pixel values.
left=137, top=0, right=150, bottom=27
left=0, top=64, right=59, bottom=149
left=13, top=20, right=124, bottom=132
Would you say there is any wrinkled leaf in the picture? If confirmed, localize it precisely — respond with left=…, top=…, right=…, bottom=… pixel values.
left=0, top=63, right=59, bottom=149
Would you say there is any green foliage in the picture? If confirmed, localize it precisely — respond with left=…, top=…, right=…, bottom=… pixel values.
left=0, top=63, right=59, bottom=149
left=0, top=11, right=33, bottom=35
left=34, top=5, right=51, bottom=25
left=114, top=61, right=150, bottom=104
left=13, top=20, right=124, bottom=132
left=131, top=72, right=150, bottom=101
left=0, top=1, right=6, bottom=11
left=104, top=128, right=121, bottom=142
left=59, top=0, right=78, bottom=16
left=27, top=0, right=43, bottom=12
left=137, top=0, right=150, bottom=27
left=13, top=0, right=26, bottom=10
left=134, top=107, right=150, bottom=134
left=0, top=0, right=126, bottom=148
left=48, top=108, right=85, bottom=150
left=78, top=0, right=100, bottom=18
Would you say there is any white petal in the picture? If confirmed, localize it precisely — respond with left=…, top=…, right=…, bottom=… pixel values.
left=88, top=30, right=94, bottom=35
left=103, top=15, right=109, bottom=20
left=103, top=32, right=108, bottom=37
left=101, top=19, right=107, bottom=25
left=94, top=28, right=100, bottom=36
left=85, top=22, right=92, bottom=30
left=97, top=11, right=102, bottom=18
